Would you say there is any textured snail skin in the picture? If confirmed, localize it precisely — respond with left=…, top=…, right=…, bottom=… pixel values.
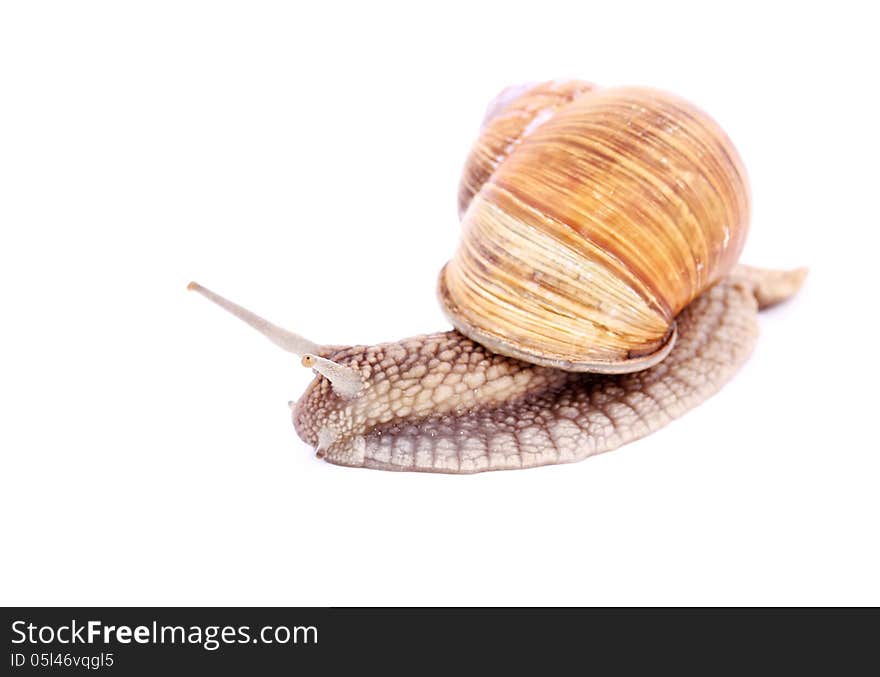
left=292, top=265, right=805, bottom=473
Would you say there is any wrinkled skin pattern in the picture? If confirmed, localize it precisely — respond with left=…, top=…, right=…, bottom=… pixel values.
left=292, top=267, right=804, bottom=473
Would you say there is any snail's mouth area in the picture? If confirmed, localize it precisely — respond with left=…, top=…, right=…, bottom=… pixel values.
left=290, top=396, right=317, bottom=448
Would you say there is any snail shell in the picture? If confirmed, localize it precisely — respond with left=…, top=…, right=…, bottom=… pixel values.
left=438, top=81, right=750, bottom=373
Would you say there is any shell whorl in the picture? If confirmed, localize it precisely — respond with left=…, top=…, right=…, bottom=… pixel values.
left=457, top=80, right=598, bottom=218
left=439, top=81, right=750, bottom=373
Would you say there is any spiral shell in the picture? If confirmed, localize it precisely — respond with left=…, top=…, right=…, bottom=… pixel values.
left=438, top=81, right=750, bottom=373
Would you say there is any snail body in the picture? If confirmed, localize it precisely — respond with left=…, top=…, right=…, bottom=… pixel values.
left=189, top=81, right=805, bottom=473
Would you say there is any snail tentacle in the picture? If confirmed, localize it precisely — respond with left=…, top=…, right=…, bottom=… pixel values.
left=187, top=281, right=323, bottom=357
left=301, top=354, right=364, bottom=399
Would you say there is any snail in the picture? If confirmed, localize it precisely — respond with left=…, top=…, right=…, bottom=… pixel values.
left=189, top=80, right=806, bottom=474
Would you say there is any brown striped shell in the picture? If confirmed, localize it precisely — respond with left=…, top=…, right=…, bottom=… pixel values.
left=438, top=81, right=750, bottom=373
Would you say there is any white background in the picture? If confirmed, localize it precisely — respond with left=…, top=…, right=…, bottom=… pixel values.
left=1, top=1, right=878, bottom=605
